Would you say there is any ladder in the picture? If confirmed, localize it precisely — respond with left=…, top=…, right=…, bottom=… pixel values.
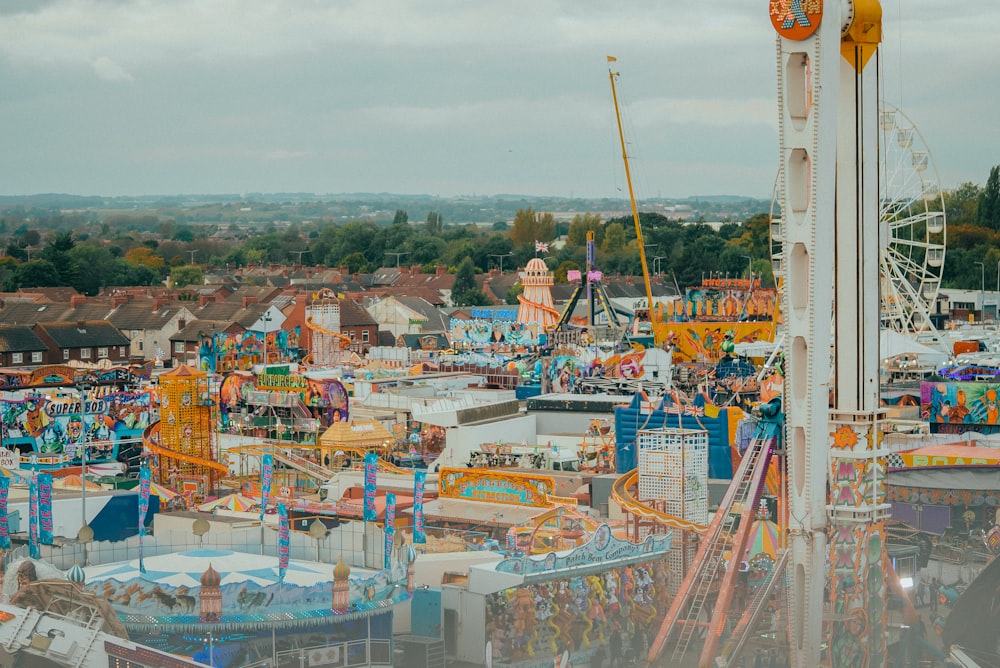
left=716, top=548, right=790, bottom=667
left=648, top=419, right=779, bottom=665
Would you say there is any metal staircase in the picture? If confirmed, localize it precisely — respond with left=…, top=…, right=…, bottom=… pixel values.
left=716, top=548, right=790, bottom=667
left=648, top=417, right=780, bottom=665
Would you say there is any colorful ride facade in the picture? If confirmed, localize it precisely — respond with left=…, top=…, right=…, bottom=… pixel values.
left=0, top=364, right=152, bottom=473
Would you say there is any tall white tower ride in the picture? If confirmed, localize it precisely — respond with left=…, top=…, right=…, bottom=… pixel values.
left=773, top=1, right=887, bottom=666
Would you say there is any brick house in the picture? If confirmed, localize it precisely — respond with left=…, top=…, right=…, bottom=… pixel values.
left=0, top=325, right=49, bottom=367
left=32, top=321, right=130, bottom=365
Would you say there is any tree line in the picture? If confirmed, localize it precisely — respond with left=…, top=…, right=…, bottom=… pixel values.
left=1, top=165, right=998, bottom=304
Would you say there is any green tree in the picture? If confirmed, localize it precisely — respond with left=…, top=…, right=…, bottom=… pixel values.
left=601, top=223, right=626, bottom=254
left=425, top=212, right=443, bottom=235
left=67, top=244, right=120, bottom=295
left=4, top=259, right=60, bottom=290
left=944, top=182, right=981, bottom=228
left=452, top=256, right=478, bottom=295
left=566, top=213, right=604, bottom=248
left=978, top=166, right=1000, bottom=230
left=341, top=252, right=370, bottom=273
left=505, top=283, right=524, bottom=305
left=451, top=256, right=489, bottom=306
left=393, top=209, right=409, bottom=225
left=510, top=208, right=555, bottom=248
left=170, top=264, right=204, bottom=288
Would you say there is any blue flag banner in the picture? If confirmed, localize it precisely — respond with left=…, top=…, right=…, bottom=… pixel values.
left=384, top=492, right=396, bottom=570
left=277, top=502, right=290, bottom=581
left=138, top=459, right=151, bottom=573
left=37, top=473, right=53, bottom=545
left=260, top=453, right=274, bottom=521
left=0, top=477, right=10, bottom=550
left=363, top=452, right=378, bottom=522
left=413, top=469, right=427, bottom=544
left=28, top=475, right=39, bottom=559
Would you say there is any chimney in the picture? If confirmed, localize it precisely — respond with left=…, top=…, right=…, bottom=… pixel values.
left=199, top=294, right=212, bottom=307
left=353, top=273, right=360, bottom=283
left=282, top=268, right=288, bottom=277
left=111, top=294, right=128, bottom=308
left=77, top=321, right=86, bottom=331
left=436, top=265, right=446, bottom=276
left=269, top=263, right=278, bottom=271
left=306, top=268, right=313, bottom=279
left=411, top=265, right=421, bottom=275
left=242, top=296, right=259, bottom=308
left=340, top=266, right=350, bottom=275
left=70, top=295, right=86, bottom=308
left=152, top=297, right=165, bottom=311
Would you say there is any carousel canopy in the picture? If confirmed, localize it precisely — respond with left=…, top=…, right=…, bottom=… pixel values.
left=198, top=493, right=257, bottom=512
left=82, top=549, right=352, bottom=589
left=319, top=420, right=394, bottom=450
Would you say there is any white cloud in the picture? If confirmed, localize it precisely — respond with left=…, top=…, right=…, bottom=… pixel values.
left=92, top=55, right=132, bottom=82
left=0, top=0, right=997, bottom=197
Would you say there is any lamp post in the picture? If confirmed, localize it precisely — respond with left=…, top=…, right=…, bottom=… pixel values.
left=976, top=261, right=985, bottom=320
left=261, top=312, right=273, bottom=368
left=75, top=382, right=93, bottom=552
left=741, top=255, right=753, bottom=282
left=488, top=253, right=514, bottom=273
left=652, top=256, right=667, bottom=275
left=385, top=251, right=409, bottom=268
left=996, top=258, right=1000, bottom=292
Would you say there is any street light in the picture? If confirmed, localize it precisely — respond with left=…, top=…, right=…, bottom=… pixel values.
left=204, top=631, right=214, bottom=666
left=261, top=312, right=273, bottom=368
left=385, top=251, right=409, bottom=268
left=995, top=258, right=1000, bottom=292
left=488, top=253, right=514, bottom=273
left=741, top=255, right=753, bottom=282
left=652, top=256, right=668, bottom=275
left=975, top=261, right=985, bottom=321
left=75, top=382, right=93, bottom=553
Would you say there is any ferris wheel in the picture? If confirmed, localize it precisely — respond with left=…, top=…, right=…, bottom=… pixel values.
left=770, top=102, right=947, bottom=332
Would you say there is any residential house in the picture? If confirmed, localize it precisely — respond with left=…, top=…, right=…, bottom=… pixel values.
left=0, top=325, right=49, bottom=367
left=337, top=298, right=379, bottom=354
left=32, top=321, right=130, bottom=366
left=105, top=295, right=195, bottom=362
left=365, top=295, right=431, bottom=339
left=386, top=265, right=456, bottom=306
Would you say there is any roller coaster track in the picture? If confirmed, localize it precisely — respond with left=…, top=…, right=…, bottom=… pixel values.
left=305, top=316, right=351, bottom=348
left=228, top=444, right=417, bottom=478
left=142, top=421, right=229, bottom=474
left=610, top=469, right=708, bottom=535
left=648, top=418, right=780, bottom=666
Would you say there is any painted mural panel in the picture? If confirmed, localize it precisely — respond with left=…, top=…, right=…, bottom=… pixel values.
left=450, top=318, right=541, bottom=347
left=0, top=390, right=150, bottom=463
left=921, top=381, right=1000, bottom=427
left=484, top=558, right=671, bottom=666
left=198, top=328, right=303, bottom=373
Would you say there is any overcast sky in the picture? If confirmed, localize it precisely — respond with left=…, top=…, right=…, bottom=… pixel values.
left=0, top=1, right=996, bottom=200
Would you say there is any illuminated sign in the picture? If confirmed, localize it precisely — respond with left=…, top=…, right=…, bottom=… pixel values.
left=438, top=467, right=555, bottom=507
left=255, top=373, right=308, bottom=391
left=770, top=0, right=822, bottom=41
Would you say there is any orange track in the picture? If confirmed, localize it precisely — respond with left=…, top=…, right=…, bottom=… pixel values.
left=305, top=316, right=351, bottom=348
left=611, top=469, right=708, bottom=534
left=142, top=421, right=228, bottom=473
left=516, top=293, right=561, bottom=320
